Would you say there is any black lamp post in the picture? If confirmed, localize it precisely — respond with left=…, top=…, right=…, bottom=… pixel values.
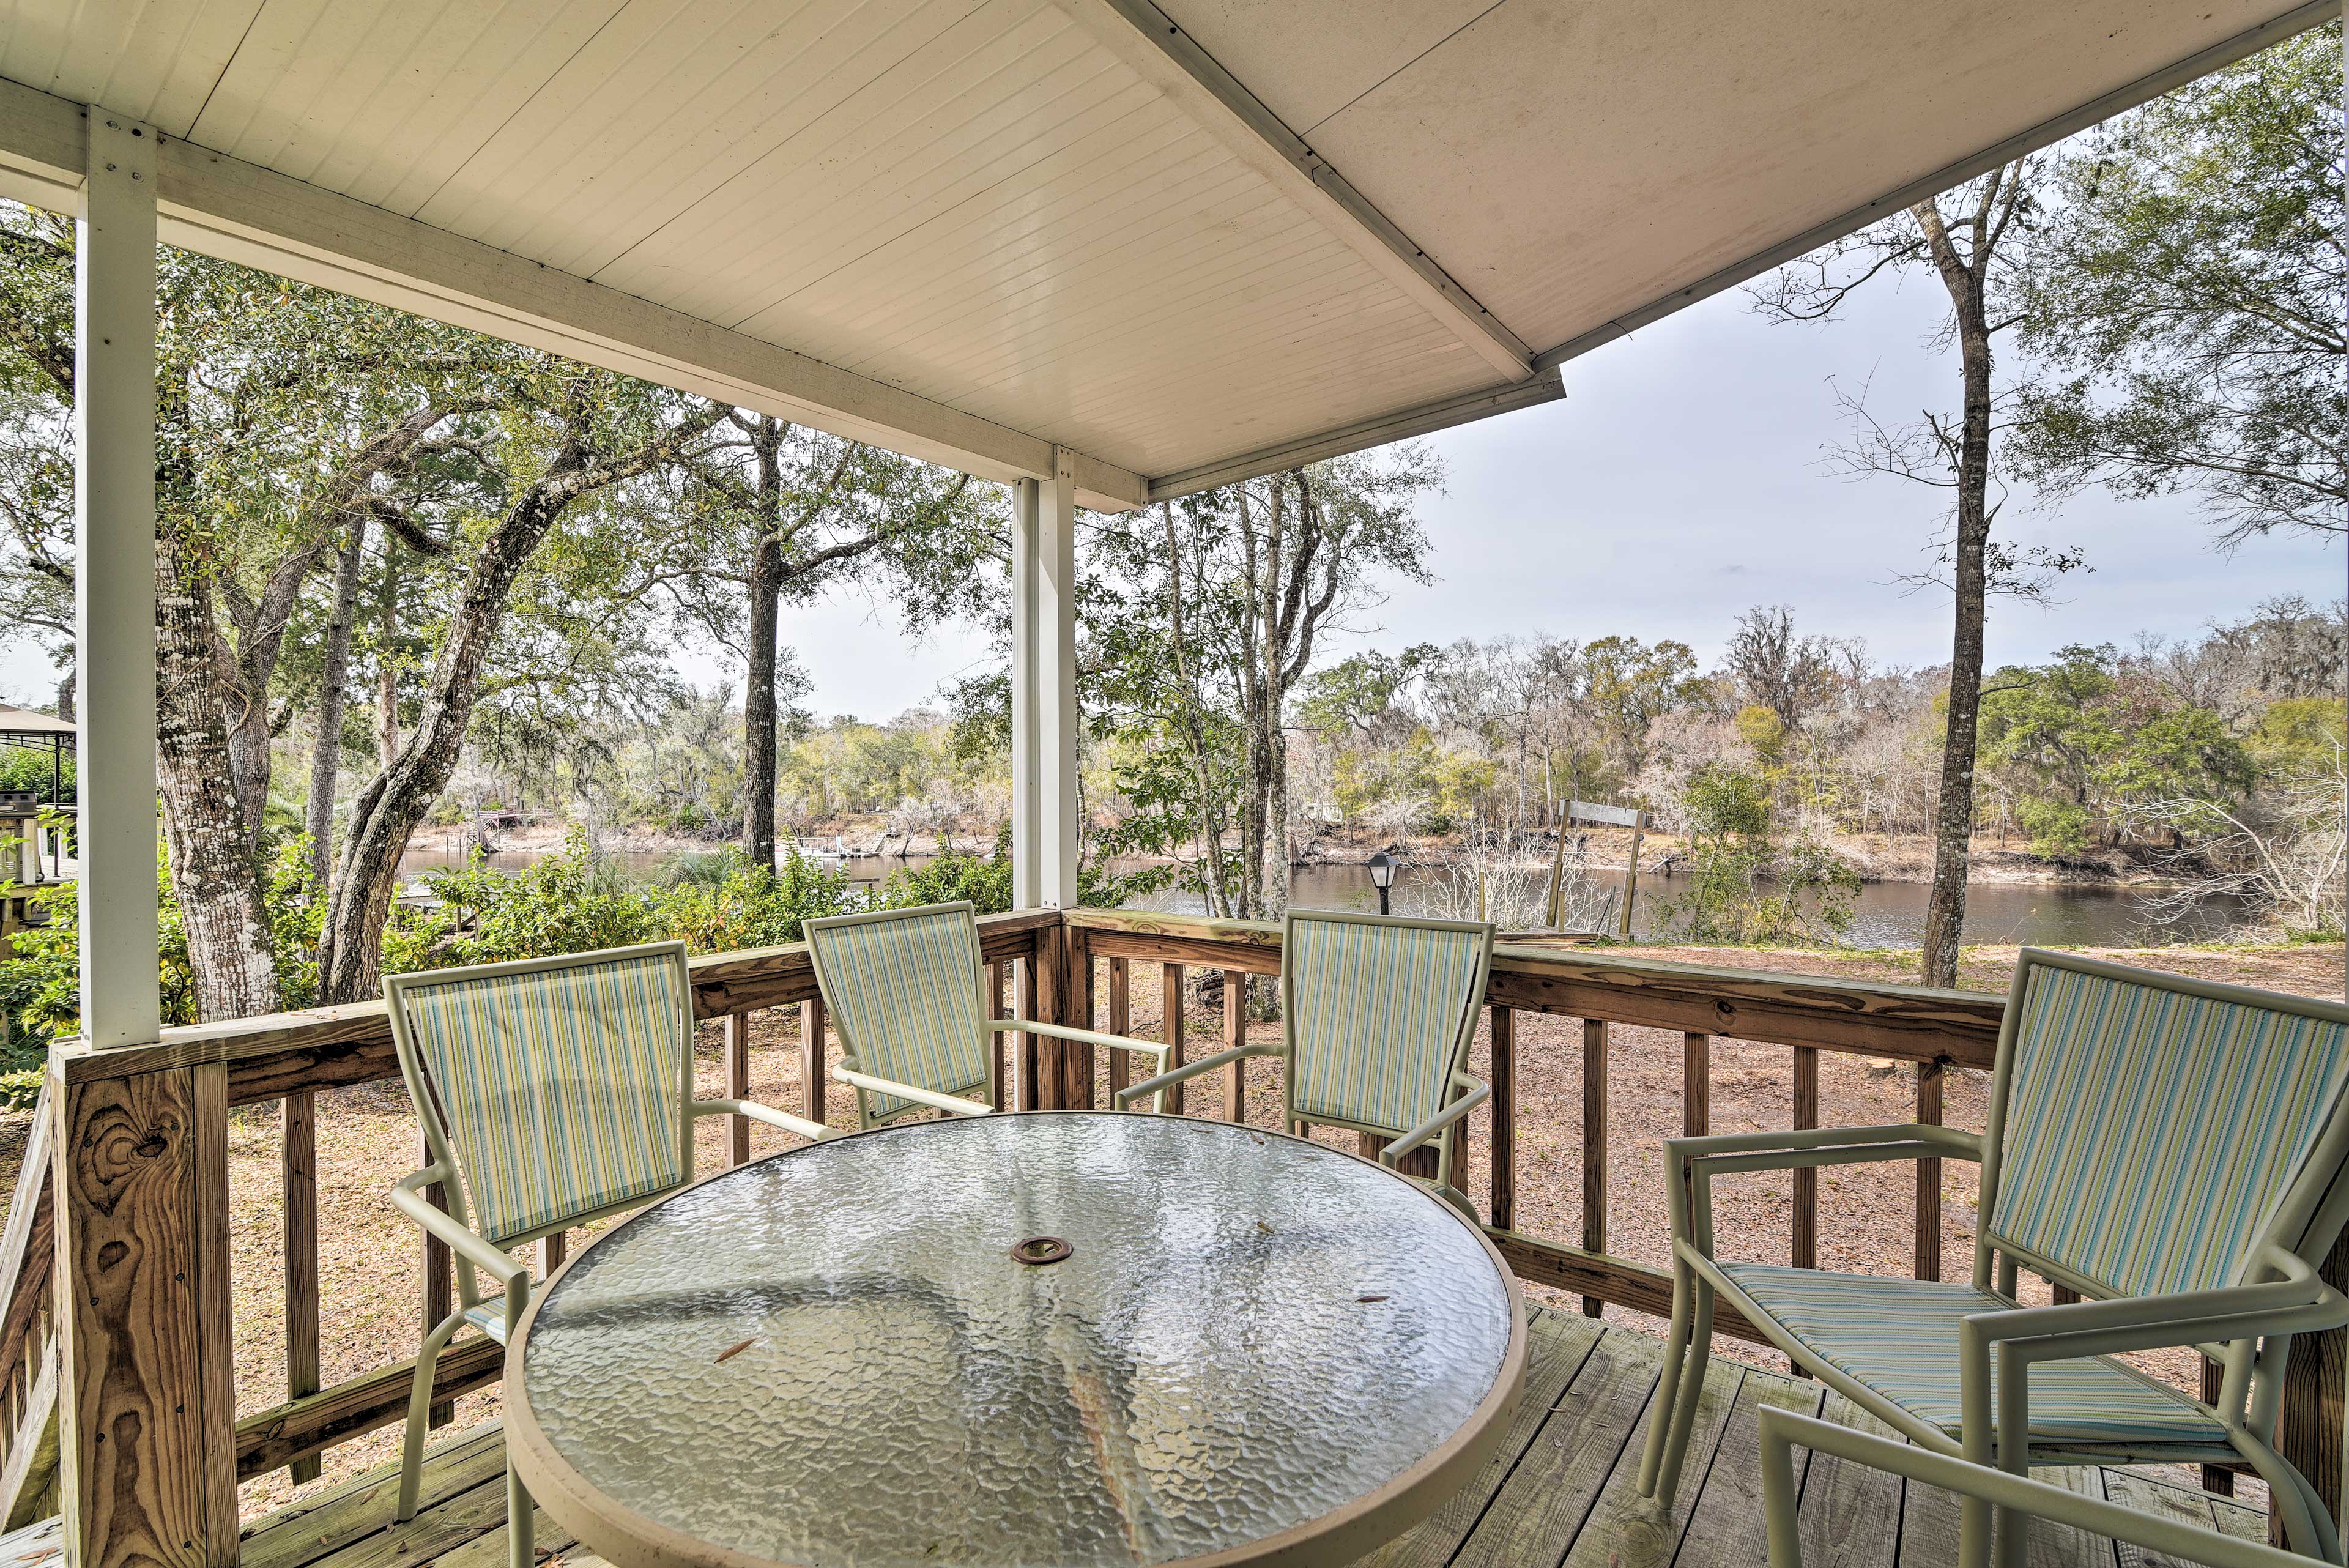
left=1367, top=851, right=1396, bottom=916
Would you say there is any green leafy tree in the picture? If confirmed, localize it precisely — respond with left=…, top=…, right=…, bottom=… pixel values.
left=2013, top=22, right=2345, bottom=546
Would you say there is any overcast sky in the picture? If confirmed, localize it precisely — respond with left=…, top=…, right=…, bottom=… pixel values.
left=737, top=269, right=2344, bottom=721
left=2, top=264, right=2336, bottom=718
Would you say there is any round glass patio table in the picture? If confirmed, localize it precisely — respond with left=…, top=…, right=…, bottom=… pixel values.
left=506, top=1110, right=1525, bottom=1568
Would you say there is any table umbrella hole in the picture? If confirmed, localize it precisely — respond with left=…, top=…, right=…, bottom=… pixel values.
left=1011, top=1236, right=1073, bottom=1265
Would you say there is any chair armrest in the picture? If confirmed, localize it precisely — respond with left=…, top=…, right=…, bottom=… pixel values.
left=1669, top=1124, right=1982, bottom=1257
left=1113, top=1042, right=1282, bottom=1109
left=1755, top=1410, right=2305, bottom=1568
left=1384, top=1072, right=1492, bottom=1166
left=834, top=1067, right=992, bottom=1118
left=691, top=1098, right=832, bottom=1142
left=1956, top=1268, right=2349, bottom=1474
left=990, top=1017, right=1171, bottom=1065
left=392, top=1167, right=525, bottom=1291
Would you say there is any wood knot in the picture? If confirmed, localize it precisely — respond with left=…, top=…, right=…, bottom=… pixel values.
left=133, top=1134, right=168, bottom=1159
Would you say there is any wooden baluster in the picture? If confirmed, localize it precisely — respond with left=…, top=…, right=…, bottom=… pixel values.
left=1015, top=954, right=1040, bottom=1110
left=420, top=1129, right=455, bottom=1429
left=724, top=1012, right=752, bottom=1167
left=2277, top=1231, right=2349, bottom=1545
left=1916, top=1058, right=1945, bottom=1281
left=800, top=998, right=827, bottom=1128
left=2202, top=1358, right=2233, bottom=1495
left=1683, top=1032, right=1710, bottom=1135
left=1489, top=1007, right=1515, bottom=1231
left=1161, top=963, right=1187, bottom=1114
left=1223, top=972, right=1245, bottom=1123
left=1792, top=1045, right=1819, bottom=1269
left=536, top=1230, right=566, bottom=1279
left=990, top=962, right=1009, bottom=1110
left=282, top=1091, right=321, bottom=1484
left=1105, top=958, right=1130, bottom=1102
left=2050, top=1282, right=2079, bottom=1304
left=1064, top=931, right=1096, bottom=1108
left=1581, top=1019, right=1608, bottom=1318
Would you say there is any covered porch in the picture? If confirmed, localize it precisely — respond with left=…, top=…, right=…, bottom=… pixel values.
left=0, top=1, right=2340, bottom=1566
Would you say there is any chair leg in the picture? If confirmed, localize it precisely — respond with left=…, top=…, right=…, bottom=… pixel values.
left=2236, top=1431, right=2345, bottom=1565
left=1639, top=1258, right=1697, bottom=1497
left=398, top=1309, right=466, bottom=1522
left=508, top=1466, right=535, bottom=1568
left=1647, top=1277, right=1716, bottom=1504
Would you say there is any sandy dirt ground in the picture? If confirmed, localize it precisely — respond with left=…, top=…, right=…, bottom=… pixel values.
left=0, top=939, right=2333, bottom=1520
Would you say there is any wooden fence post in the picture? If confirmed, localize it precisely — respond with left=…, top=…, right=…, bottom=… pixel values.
left=1223, top=973, right=1245, bottom=1123
left=723, top=1013, right=752, bottom=1167
left=1916, top=1059, right=1944, bottom=1282
left=1581, top=1019, right=1608, bottom=1318
left=281, top=1092, right=320, bottom=1484
left=989, top=963, right=1009, bottom=1111
left=1160, top=964, right=1186, bottom=1115
left=800, top=1000, right=827, bottom=1128
left=1488, top=1008, right=1514, bottom=1230
left=55, top=1063, right=239, bottom=1568
left=1105, top=959, right=1130, bottom=1102
left=1015, top=955, right=1039, bottom=1110
left=1061, top=927, right=1095, bottom=1109
left=417, top=1130, right=453, bottom=1429
left=1792, top=1046, right=1818, bottom=1270
left=1683, top=1033, right=1709, bottom=1137
left=2277, top=1229, right=2349, bottom=1544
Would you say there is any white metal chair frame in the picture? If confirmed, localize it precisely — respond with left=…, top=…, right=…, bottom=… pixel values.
left=385, top=941, right=826, bottom=1568
left=803, top=901, right=1178, bottom=1126
left=1756, top=1408, right=2306, bottom=1568
left=1639, top=948, right=2349, bottom=1568
left=1114, top=908, right=1496, bottom=1216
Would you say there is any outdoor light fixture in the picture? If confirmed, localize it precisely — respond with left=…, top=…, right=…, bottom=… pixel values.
left=1367, top=852, right=1396, bottom=916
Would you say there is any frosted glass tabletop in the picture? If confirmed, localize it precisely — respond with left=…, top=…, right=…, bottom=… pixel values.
left=507, top=1112, right=1523, bottom=1568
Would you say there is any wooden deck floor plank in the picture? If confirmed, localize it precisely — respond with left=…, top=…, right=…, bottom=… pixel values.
left=242, top=1423, right=509, bottom=1568
left=2205, top=1492, right=2266, bottom=1544
left=1353, top=1307, right=1606, bottom=1568
left=1669, top=1369, right=1829, bottom=1568
left=1449, top=1321, right=1672, bottom=1568
left=2101, top=1471, right=2226, bottom=1568
left=1557, top=1336, right=1748, bottom=1568
left=1791, top=1395, right=1905, bottom=1568
left=300, top=1467, right=519, bottom=1568
left=428, top=1498, right=578, bottom=1568
left=1901, top=1461, right=2115, bottom=1568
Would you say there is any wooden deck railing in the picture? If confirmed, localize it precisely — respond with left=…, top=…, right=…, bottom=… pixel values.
left=13, top=904, right=2339, bottom=1564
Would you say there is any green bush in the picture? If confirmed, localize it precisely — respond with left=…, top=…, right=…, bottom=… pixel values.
left=1660, top=765, right=1858, bottom=946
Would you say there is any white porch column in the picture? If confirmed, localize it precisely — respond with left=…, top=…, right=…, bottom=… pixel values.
left=1009, top=455, right=1080, bottom=910
left=73, top=108, right=160, bottom=1049
left=1009, top=478, right=1041, bottom=908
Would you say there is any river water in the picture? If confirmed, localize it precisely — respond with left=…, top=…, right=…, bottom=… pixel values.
left=396, top=842, right=2253, bottom=949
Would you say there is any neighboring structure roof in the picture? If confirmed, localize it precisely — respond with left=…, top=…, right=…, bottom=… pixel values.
left=0, top=705, right=73, bottom=743
left=0, top=0, right=2329, bottom=508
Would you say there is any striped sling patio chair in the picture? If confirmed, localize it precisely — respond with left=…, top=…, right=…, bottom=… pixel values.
left=804, top=901, right=1175, bottom=1126
left=385, top=942, right=827, bottom=1568
left=1636, top=947, right=2349, bottom=1568
left=1116, top=908, right=1497, bottom=1218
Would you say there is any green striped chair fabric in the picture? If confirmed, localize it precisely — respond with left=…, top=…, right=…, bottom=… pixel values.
left=1285, top=913, right=1487, bottom=1135
left=1718, top=1263, right=2227, bottom=1447
left=396, top=950, right=688, bottom=1246
left=1991, top=963, right=2349, bottom=1300
left=806, top=905, right=989, bottom=1123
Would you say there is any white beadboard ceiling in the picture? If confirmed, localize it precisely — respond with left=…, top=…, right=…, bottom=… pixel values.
left=0, top=0, right=2331, bottom=504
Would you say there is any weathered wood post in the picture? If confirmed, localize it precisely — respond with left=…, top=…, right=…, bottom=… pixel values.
left=52, top=107, right=242, bottom=1568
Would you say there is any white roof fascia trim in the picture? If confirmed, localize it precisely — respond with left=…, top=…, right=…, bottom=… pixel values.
left=1148, top=371, right=1565, bottom=502
left=1532, top=0, right=2343, bottom=373
left=0, top=80, right=1149, bottom=512
left=1066, top=0, right=1538, bottom=385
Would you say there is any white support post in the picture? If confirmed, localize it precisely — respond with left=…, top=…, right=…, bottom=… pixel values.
left=1037, top=448, right=1081, bottom=909
left=73, top=107, right=160, bottom=1050
left=1009, top=477, right=1042, bottom=910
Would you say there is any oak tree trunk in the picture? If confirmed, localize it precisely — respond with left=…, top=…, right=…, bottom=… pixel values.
left=304, top=516, right=369, bottom=888
left=740, top=418, right=784, bottom=869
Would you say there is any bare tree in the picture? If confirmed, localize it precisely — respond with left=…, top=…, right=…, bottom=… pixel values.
left=1751, top=163, right=2082, bottom=987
